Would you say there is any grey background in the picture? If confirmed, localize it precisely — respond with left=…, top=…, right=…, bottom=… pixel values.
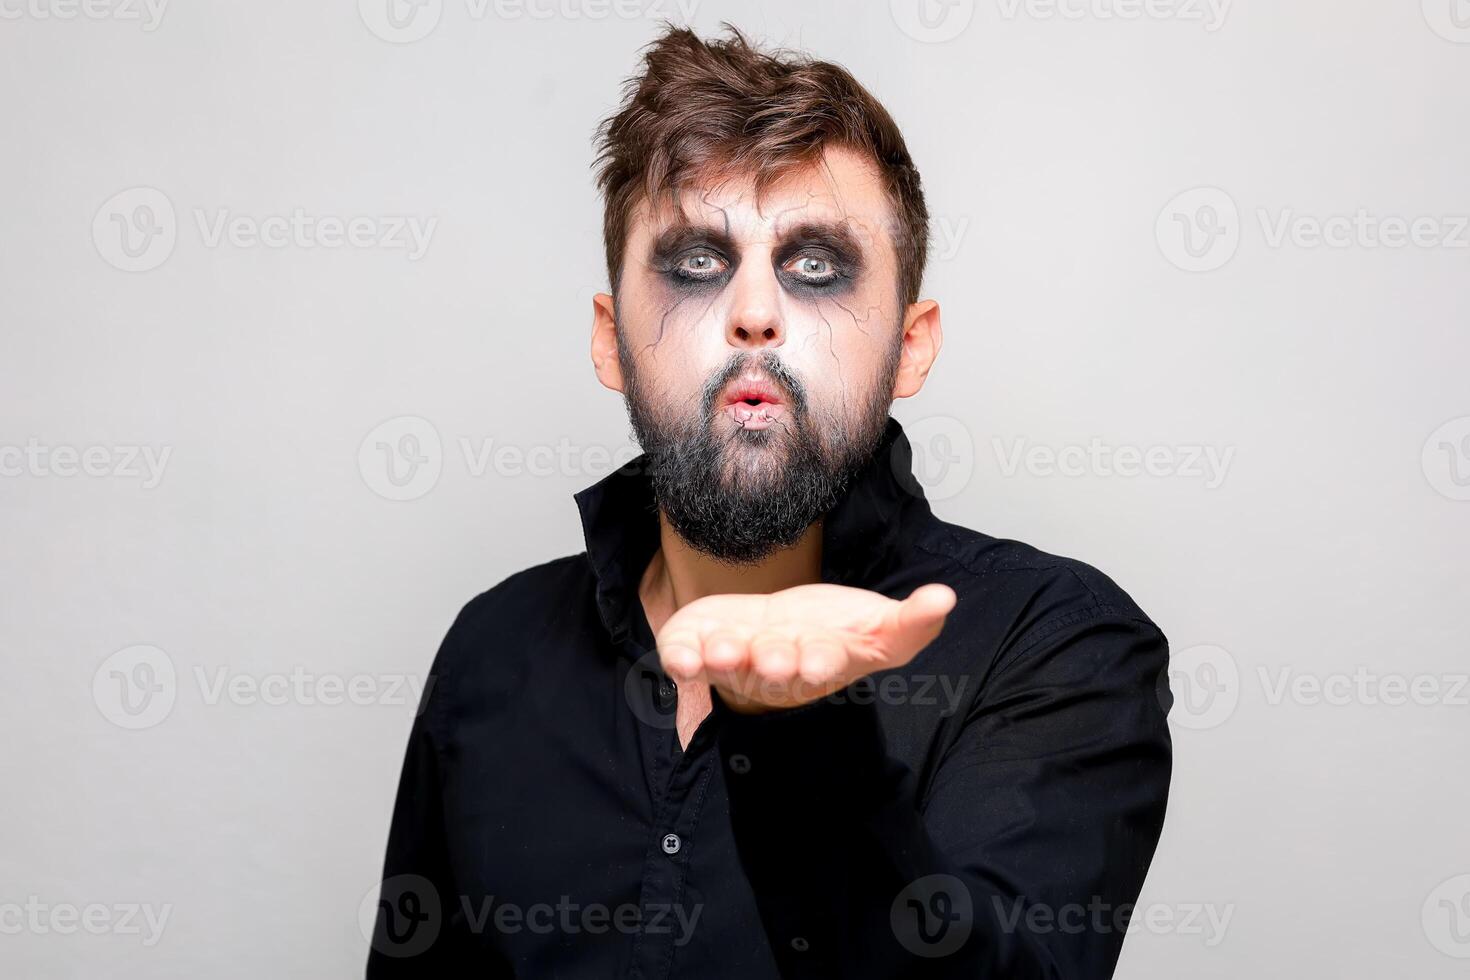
left=3, top=1, right=1468, bottom=976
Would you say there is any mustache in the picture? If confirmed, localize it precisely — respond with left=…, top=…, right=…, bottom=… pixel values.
left=699, top=350, right=809, bottom=420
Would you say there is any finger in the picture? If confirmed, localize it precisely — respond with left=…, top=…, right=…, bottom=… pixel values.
left=702, top=629, right=749, bottom=675
left=881, top=584, right=957, bottom=660
left=702, top=629, right=753, bottom=702
left=795, top=633, right=846, bottom=686
left=749, top=631, right=798, bottom=683
left=656, top=626, right=705, bottom=680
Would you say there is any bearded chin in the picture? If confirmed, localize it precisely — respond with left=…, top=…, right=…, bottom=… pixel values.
left=619, top=346, right=899, bottom=566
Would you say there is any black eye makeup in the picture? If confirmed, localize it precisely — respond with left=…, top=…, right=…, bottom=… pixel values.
left=672, top=249, right=730, bottom=283
left=647, top=220, right=868, bottom=294
left=778, top=248, right=848, bottom=290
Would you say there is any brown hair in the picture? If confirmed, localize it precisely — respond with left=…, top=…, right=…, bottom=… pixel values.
left=593, top=23, right=930, bottom=308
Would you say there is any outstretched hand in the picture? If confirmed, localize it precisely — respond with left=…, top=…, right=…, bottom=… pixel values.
left=654, top=583, right=957, bottom=713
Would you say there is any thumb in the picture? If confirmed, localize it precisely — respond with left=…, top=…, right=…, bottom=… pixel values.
left=882, top=584, right=957, bottom=659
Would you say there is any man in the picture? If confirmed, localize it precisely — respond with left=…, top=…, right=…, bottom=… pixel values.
left=368, top=23, right=1171, bottom=979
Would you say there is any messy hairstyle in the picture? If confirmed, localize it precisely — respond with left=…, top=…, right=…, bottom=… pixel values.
left=593, top=23, right=930, bottom=308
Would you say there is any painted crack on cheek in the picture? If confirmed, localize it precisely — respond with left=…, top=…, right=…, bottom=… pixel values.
left=810, top=299, right=854, bottom=420
left=637, top=289, right=697, bottom=359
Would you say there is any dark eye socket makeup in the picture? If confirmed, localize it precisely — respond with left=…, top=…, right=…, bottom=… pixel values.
left=649, top=220, right=868, bottom=292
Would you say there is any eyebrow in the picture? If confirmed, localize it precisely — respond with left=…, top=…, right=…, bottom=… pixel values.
left=647, top=218, right=870, bottom=269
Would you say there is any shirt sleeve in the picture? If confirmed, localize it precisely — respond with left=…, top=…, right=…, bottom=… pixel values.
left=365, top=619, right=513, bottom=978
left=711, top=609, right=1173, bottom=979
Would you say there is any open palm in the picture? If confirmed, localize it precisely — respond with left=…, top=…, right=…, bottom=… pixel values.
left=654, top=582, right=957, bottom=712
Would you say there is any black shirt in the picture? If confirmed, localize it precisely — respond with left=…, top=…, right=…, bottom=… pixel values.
left=367, top=417, right=1172, bottom=979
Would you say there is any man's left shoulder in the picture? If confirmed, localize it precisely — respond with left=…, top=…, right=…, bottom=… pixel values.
left=908, top=515, right=1165, bottom=650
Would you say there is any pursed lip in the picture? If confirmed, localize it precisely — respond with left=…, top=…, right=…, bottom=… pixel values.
left=719, top=373, right=787, bottom=430
left=722, top=375, right=785, bottom=408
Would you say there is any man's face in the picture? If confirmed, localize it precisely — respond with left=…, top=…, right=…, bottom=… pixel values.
left=609, top=146, right=908, bottom=564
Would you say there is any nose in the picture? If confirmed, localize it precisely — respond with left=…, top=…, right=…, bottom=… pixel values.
left=724, top=261, right=785, bottom=349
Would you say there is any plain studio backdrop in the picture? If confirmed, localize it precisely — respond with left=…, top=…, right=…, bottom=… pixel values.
left=2, top=1, right=1467, bottom=977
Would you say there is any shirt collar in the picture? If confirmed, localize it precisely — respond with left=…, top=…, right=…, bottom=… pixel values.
left=572, top=416, right=932, bottom=643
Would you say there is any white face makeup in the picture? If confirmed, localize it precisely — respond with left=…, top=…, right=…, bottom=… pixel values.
left=614, top=145, right=907, bottom=485
left=590, top=143, right=937, bottom=563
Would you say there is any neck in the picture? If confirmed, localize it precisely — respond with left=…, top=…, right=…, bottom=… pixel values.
left=639, top=513, right=823, bottom=623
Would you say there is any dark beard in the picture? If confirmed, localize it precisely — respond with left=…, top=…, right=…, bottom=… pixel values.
left=618, top=338, right=900, bottom=565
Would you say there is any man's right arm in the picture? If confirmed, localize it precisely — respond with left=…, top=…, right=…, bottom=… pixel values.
left=365, top=609, right=512, bottom=978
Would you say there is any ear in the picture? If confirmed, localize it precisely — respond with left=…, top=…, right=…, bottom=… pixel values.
left=590, top=293, right=625, bottom=394
left=891, top=299, right=943, bottom=399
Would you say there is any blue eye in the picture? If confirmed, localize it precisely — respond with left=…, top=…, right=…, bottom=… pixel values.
left=785, top=254, right=841, bottom=286
left=673, top=251, right=727, bottom=281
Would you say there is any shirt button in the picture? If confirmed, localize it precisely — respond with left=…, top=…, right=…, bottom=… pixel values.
left=657, top=679, right=677, bottom=706
left=660, top=833, right=681, bottom=855
left=790, top=937, right=810, bottom=952
left=729, top=754, right=751, bottom=774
